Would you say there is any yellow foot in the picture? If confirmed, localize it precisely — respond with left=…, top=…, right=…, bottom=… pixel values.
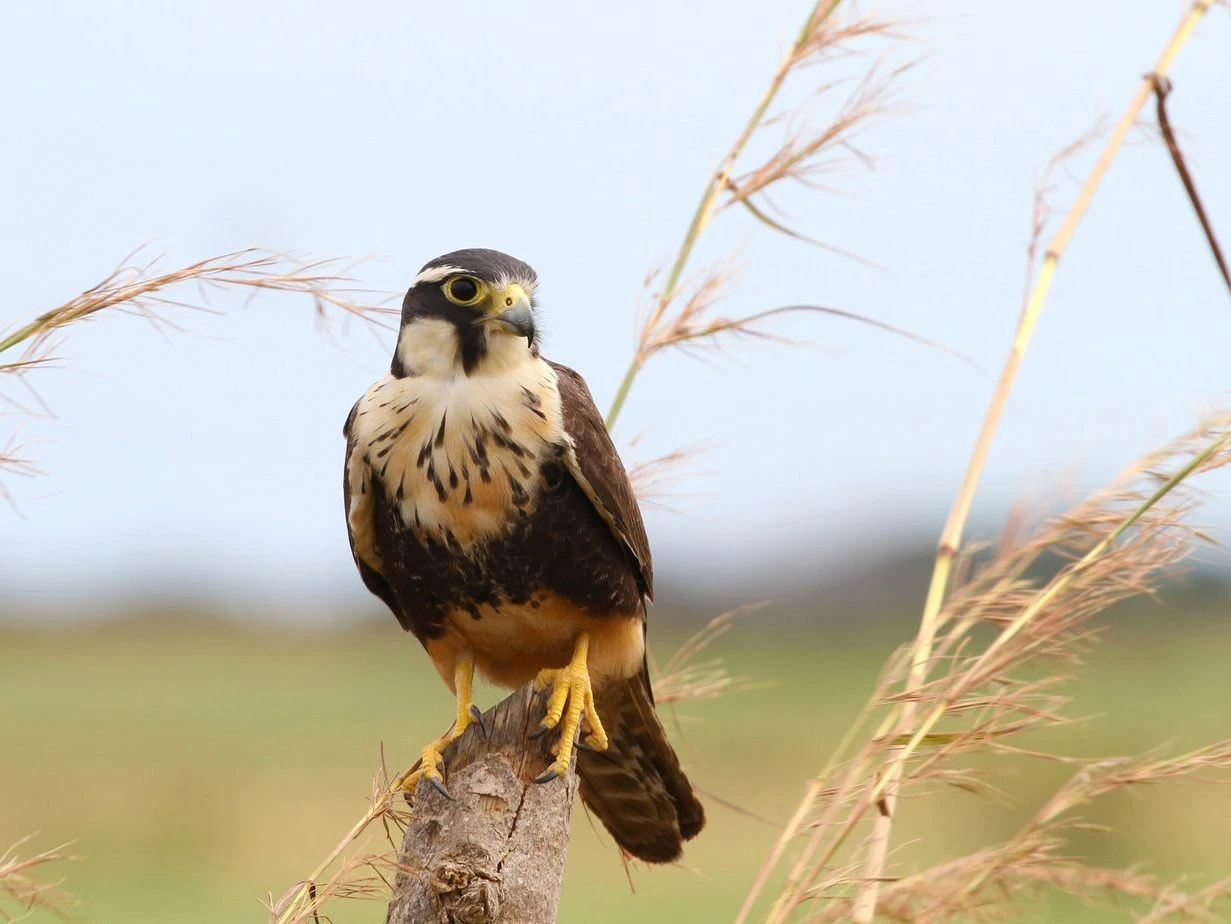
left=397, top=731, right=460, bottom=799
left=531, top=633, right=608, bottom=783
left=396, top=656, right=481, bottom=800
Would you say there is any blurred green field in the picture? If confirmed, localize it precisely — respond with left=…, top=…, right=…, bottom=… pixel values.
left=3, top=609, right=1230, bottom=923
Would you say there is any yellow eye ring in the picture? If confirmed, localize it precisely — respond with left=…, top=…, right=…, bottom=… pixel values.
left=443, top=275, right=484, bottom=306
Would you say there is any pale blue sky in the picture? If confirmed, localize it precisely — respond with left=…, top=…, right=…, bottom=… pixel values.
left=2, top=2, right=1229, bottom=615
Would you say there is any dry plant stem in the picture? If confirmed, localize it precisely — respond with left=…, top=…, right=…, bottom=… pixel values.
left=272, top=789, right=401, bottom=924
left=918, top=0, right=1216, bottom=696
left=1152, top=75, right=1231, bottom=296
left=847, top=5, right=1216, bottom=921
left=604, top=0, right=840, bottom=429
left=762, top=424, right=1231, bottom=923
left=734, top=690, right=884, bottom=924
left=2, top=247, right=385, bottom=490
left=0, top=837, right=75, bottom=921
left=0, top=248, right=382, bottom=369
left=903, top=428, right=1231, bottom=756
left=838, top=433, right=1230, bottom=919
left=385, top=684, right=577, bottom=924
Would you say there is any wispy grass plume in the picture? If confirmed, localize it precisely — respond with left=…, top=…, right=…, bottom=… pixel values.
left=605, top=0, right=918, bottom=429
left=0, top=247, right=388, bottom=371
left=739, top=418, right=1231, bottom=923
left=654, top=606, right=766, bottom=708
left=0, top=247, right=391, bottom=498
left=0, top=837, right=76, bottom=922
left=851, top=1, right=1219, bottom=916
left=267, top=755, right=410, bottom=924
left=737, top=4, right=1225, bottom=920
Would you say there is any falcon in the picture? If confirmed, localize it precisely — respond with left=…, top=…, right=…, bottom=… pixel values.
left=342, top=249, right=704, bottom=863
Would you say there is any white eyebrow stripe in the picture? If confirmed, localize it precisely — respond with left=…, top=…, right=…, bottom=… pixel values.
left=409, top=264, right=539, bottom=297
left=410, top=264, right=468, bottom=287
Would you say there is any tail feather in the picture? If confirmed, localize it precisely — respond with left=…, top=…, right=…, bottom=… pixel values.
left=577, top=671, right=705, bottom=863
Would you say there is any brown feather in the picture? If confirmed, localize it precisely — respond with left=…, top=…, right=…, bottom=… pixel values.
left=577, top=669, right=706, bottom=863
left=342, top=401, right=404, bottom=625
left=549, top=361, right=654, bottom=600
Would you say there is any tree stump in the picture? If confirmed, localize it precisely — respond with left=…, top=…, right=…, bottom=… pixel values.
left=385, top=684, right=579, bottom=924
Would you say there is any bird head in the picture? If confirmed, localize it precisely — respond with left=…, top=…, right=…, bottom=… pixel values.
left=393, top=249, right=540, bottom=378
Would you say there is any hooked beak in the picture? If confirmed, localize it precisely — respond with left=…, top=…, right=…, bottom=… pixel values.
left=484, top=284, right=536, bottom=343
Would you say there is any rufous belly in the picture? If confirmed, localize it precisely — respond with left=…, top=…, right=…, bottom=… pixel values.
left=423, top=593, right=645, bottom=692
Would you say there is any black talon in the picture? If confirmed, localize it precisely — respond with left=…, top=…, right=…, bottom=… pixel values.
left=530, top=723, right=553, bottom=740
left=575, top=738, right=595, bottom=753
left=469, top=703, right=487, bottom=737
left=534, top=765, right=561, bottom=784
left=429, top=776, right=455, bottom=801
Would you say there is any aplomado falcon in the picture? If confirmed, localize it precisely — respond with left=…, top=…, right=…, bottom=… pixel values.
left=343, top=249, right=704, bottom=863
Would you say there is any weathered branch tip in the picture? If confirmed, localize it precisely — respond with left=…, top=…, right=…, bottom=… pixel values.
left=386, top=683, right=579, bottom=924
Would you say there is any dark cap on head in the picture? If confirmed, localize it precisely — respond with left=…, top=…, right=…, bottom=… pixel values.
left=415, top=249, right=538, bottom=287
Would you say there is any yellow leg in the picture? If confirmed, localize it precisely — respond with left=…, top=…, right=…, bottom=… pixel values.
left=531, top=633, right=608, bottom=783
left=397, top=654, right=478, bottom=799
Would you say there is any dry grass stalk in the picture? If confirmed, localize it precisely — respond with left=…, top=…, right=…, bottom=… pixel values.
left=0, top=435, right=38, bottom=508
left=634, top=263, right=962, bottom=377
left=840, top=3, right=1219, bottom=919
left=626, top=443, right=710, bottom=512
left=653, top=606, right=765, bottom=707
left=1151, top=74, right=1231, bottom=298
left=735, top=418, right=1231, bottom=924
left=0, top=247, right=391, bottom=498
left=267, top=758, right=411, bottom=924
left=805, top=743, right=1231, bottom=923
left=0, top=837, right=76, bottom=922
left=0, top=247, right=389, bottom=371
left=605, top=0, right=910, bottom=429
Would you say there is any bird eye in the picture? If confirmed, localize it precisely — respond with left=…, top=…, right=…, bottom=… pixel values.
left=445, top=276, right=481, bottom=305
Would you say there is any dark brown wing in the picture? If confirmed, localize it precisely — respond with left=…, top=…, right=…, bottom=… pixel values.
left=547, top=366, right=704, bottom=855
left=342, top=401, right=405, bottom=627
left=548, top=361, right=653, bottom=600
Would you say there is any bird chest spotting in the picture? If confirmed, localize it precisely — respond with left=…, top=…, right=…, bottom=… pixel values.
left=348, top=359, right=567, bottom=549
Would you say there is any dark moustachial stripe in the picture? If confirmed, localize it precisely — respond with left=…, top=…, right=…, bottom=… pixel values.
left=458, top=325, right=487, bottom=376
left=394, top=249, right=542, bottom=379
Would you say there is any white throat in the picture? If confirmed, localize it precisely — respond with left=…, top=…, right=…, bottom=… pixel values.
left=394, top=317, right=536, bottom=379
left=349, top=342, right=565, bottom=547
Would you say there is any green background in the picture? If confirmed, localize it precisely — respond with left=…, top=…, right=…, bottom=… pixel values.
left=3, top=603, right=1229, bottom=922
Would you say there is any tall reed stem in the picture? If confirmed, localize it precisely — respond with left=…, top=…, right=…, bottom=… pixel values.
left=605, top=0, right=841, bottom=429
left=850, top=4, right=1216, bottom=920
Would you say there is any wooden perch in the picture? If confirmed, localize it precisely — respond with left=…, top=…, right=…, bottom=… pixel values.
left=385, top=683, right=579, bottom=924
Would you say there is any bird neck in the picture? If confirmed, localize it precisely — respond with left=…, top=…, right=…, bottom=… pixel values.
left=393, top=317, right=536, bottom=379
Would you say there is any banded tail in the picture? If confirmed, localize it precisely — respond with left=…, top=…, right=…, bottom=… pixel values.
left=577, top=671, right=705, bottom=863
